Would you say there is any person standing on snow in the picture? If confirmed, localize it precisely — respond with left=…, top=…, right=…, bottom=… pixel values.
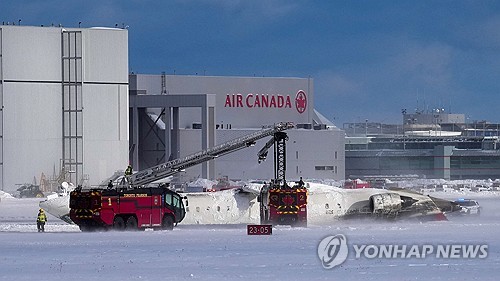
left=37, top=208, right=47, bottom=232
left=125, top=165, right=133, bottom=176
left=298, top=177, right=305, bottom=187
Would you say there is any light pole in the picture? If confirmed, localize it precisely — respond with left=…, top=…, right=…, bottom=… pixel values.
left=365, top=119, right=368, bottom=150
left=365, top=119, right=368, bottom=136
left=353, top=118, right=356, bottom=135
left=466, top=115, right=470, bottom=137
left=434, top=114, right=439, bottom=137
left=401, top=109, right=406, bottom=150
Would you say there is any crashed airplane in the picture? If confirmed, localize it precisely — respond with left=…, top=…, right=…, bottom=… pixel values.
left=39, top=180, right=458, bottom=226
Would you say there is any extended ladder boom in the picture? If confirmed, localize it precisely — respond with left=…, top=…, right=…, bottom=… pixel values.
left=257, top=131, right=289, bottom=185
left=129, top=122, right=294, bottom=186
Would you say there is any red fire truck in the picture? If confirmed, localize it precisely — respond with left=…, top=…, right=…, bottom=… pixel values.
left=70, top=185, right=186, bottom=231
left=258, top=131, right=308, bottom=227
left=69, top=122, right=295, bottom=231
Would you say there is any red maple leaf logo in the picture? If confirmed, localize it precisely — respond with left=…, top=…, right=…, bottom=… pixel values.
left=295, top=90, right=307, bottom=114
left=282, top=195, right=295, bottom=205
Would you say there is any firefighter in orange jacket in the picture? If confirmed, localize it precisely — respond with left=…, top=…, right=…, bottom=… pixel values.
left=37, top=208, right=47, bottom=232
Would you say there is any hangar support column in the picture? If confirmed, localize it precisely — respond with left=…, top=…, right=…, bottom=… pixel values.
left=163, top=107, right=171, bottom=161
left=131, top=106, right=139, bottom=168
left=161, top=106, right=180, bottom=162
left=171, top=107, right=179, bottom=160
left=201, top=103, right=216, bottom=179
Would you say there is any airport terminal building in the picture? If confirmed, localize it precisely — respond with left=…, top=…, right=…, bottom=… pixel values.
left=344, top=112, right=500, bottom=180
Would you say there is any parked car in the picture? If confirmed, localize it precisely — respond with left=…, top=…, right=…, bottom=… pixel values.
left=475, top=185, right=489, bottom=192
left=454, top=199, right=481, bottom=215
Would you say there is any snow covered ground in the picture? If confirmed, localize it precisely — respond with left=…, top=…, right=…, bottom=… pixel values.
left=1, top=190, right=500, bottom=280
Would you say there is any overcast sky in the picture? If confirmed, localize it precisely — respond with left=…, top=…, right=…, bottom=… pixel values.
left=2, top=0, right=500, bottom=126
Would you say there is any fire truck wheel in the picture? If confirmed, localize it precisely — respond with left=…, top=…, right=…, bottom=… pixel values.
left=126, top=216, right=138, bottom=230
left=162, top=215, right=174, bottom=230
left=113, top=216, right=125, bottom=231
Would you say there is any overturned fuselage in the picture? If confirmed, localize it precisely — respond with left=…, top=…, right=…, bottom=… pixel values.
left=40, top=182, right=457, bottom=226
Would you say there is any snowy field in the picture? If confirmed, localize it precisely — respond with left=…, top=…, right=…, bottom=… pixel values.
left=1, top=192, right=500, bottom=280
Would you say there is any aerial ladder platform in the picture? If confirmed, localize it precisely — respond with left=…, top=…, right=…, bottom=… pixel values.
left=125, top=122, right=295, bottom=187
left=257, top=130, right=308, bottom=227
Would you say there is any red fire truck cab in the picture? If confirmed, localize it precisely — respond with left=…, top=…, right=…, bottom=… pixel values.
left=259, top=180, right=308, bottom=227
left=69, top=185, right=186, bottom=232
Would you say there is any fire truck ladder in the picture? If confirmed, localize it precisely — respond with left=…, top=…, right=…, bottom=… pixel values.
left=257, top=132, right=288, bottom=187
left=129, top=122, right=294, bottom=187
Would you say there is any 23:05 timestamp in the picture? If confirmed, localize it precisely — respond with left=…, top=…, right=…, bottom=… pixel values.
left=247, top=224, right=273, bottom=235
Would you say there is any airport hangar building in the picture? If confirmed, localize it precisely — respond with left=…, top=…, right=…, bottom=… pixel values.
left=129, top=74, right=345, bottom=183
left=0, top=25, right=344, bottom=191
left=0, top=25, right=129, bottom=192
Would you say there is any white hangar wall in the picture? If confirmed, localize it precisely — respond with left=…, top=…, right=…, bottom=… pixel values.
left=2, top=26, right=62, bottom=80
left=0, top=25, right=129, bottom=191
left=83, top=83, right=129, bottom=182
left=176, top=128, right=345, bottom=182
